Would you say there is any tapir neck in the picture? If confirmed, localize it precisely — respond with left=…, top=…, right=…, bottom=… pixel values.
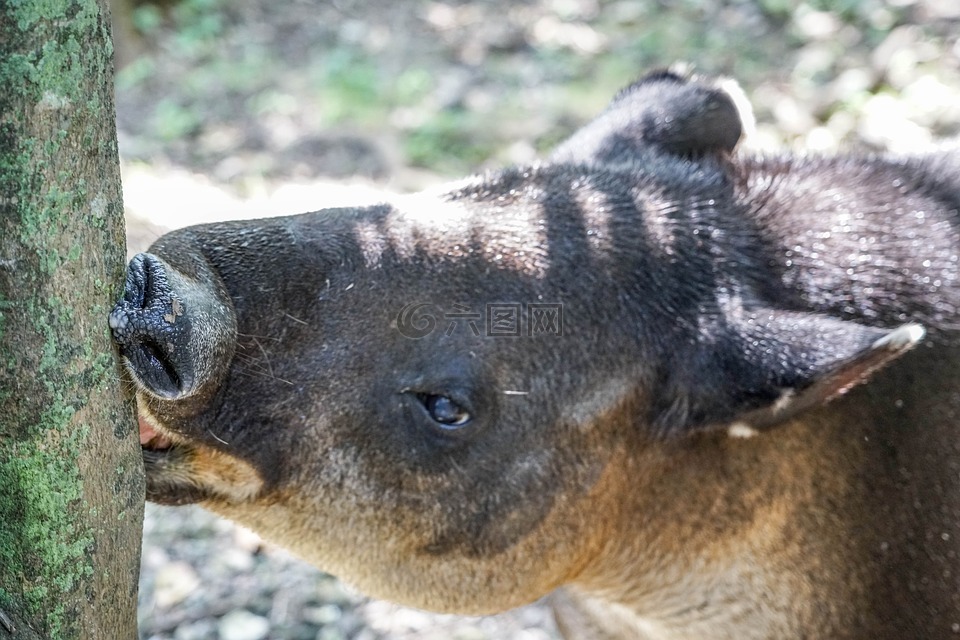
left=735, top=154, right=960, bottom=330
left=563, top=429, right=836, bottom=638
left=564, top=339, right=960, bottom=639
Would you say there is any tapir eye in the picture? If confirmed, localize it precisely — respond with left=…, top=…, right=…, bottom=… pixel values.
left=419, top=394, right=472, bottom=428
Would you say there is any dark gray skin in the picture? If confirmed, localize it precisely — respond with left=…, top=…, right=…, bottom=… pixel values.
left=111, top=72, right=960, bottom=639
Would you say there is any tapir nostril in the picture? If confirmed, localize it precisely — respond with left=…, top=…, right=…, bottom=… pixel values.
left=137, top=339, right=184, bottom=396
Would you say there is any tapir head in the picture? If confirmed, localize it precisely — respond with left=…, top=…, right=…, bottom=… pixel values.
left=110, top=71, right=924, bottom=614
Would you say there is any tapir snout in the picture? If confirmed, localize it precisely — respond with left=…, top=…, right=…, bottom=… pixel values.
left=111, top=251, right=237, bottom=400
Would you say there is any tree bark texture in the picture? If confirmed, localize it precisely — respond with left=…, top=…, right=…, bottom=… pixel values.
left=0, top=0, right=144, bottom=638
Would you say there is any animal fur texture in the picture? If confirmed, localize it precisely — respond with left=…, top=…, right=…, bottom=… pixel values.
left=111, top=70, right=960, bottom=639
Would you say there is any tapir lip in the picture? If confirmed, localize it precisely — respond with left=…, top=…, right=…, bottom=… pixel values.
left=139, top=413, right=175, bottom=450
left=137, top=402, right=266, bottom=506
left=137, top=407, right=204, bottom=505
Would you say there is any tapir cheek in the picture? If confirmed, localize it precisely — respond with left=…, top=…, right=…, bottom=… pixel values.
left=412, top=451, right=562, bottom=558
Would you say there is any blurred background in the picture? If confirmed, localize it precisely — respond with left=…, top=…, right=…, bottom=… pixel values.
left=117, top=1, right=960, bottom=638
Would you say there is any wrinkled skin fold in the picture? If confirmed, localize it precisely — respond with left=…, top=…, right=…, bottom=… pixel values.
left=111, top=70, right=960, bottom=639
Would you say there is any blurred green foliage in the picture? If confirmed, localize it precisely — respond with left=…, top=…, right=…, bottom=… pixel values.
left=406, top=111, right=495, bottom=173
left=114, top=0, right=958, bottom=179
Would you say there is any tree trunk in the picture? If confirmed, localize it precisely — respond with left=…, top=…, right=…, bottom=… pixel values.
left=0, top=0, right=144, bottom=638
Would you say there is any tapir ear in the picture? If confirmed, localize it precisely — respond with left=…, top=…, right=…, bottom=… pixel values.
left=549, top=69, right=755, bottom=166
left=651, top=309, right=925, bottom=435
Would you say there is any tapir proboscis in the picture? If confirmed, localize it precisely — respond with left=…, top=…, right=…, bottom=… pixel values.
left=110, top=70, right=960, bottom=639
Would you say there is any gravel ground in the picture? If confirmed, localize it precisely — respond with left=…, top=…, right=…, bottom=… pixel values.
left=119, top=1, right=960, bottom=638
left=138, top=504, right=559, bottom=640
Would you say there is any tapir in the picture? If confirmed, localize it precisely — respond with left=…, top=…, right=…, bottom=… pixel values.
left=110, top=71, right=960, bottom=639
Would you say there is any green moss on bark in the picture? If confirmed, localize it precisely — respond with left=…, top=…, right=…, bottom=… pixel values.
left=0, top=424, right=94, bottom=637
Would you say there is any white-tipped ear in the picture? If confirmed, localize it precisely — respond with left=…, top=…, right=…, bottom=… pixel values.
left=651, top=310, right=926, bottom=435
left=713, top=76, right=755, bottom=150
left=737, top=322, right=925, bottom=431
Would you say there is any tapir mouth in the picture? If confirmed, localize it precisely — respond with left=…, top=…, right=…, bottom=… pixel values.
left=140, top=415, right=174, bottom=450
left=136, top=408, right=206, bottom=505
left=136, top=404, right=266, bottom=506
left=134, top=405, right=204, bottom=502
